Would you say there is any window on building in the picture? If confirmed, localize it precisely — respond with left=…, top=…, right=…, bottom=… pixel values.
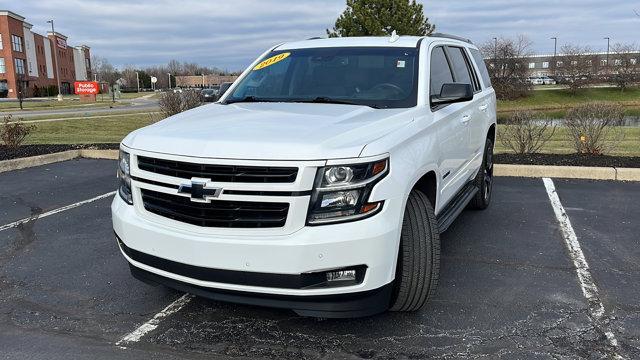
left=15, top=58, right=26, bottom=74
left=542, top=62, right=549, bottom=69
left=0, top=35, right=3, bottom=50
left=601, top=59, right=607, bottom=66
left=556, top=61, right=563, bottom=67
left=571, top=60, right=578, bottom=66
left=614, top=59, right=622, bottom=66
left=631, top=59, right=637, bottom=65
left=0, top=58, right=5, bottom=73
left=11, top=35, right=23, bottom=52
left=85, top=58, right=90, bottom=70
left=529, top=62, right=535, bottom=69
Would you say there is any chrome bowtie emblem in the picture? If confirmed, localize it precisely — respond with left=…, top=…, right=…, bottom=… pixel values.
left=178, top=177, right=222, bottom=203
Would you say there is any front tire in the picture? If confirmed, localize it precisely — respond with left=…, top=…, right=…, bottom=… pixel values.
left=389, top=190, right=440, bottom=312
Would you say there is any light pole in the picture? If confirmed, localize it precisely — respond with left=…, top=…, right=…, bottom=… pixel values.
left=493, top=37, right=498, bottom=60
left=167, top=73, right=171, bottom=90
left=135, top=71, right=140, bottom=93
left=46, top=19, right=63, bottom=101
left=551, top=37, right=558, bottom=76
left=201, top=74, right=205, bottom=88
left=604, top=37, right=610, bottom=72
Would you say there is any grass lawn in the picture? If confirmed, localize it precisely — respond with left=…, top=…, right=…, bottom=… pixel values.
left=495, top=125, right=640, bottom=156
left=24, top=114, right=159, bottom=144
left=497, top=87, right=640, bottom=112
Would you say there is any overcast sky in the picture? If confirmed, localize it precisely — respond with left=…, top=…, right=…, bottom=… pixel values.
left=5, top=0, right=639, bottom=70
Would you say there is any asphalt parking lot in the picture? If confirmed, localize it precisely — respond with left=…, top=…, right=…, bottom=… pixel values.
left=0, top=159, right=638, bottom=359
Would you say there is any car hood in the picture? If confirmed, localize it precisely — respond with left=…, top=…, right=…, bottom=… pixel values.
left=123, top=102, right=413, bottom=160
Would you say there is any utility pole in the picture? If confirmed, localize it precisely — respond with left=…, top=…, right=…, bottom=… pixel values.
left=136, top=71, right=140, bottom=93
left=551, top=37, right=558, bottom=76
left=46, top=19, right=63, bottom=101
left=202, top=74, right=205, bottom=88
left=604, top=37, right=610, bottom=76
left=167, top=73, right=171, bottom=90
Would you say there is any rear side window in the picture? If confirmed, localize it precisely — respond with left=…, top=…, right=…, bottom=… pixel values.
left=469, top=48, right=492, bottom=88
left=430, top=46, right=453, bottom=96
left=447, top=47, right=474, bottom=87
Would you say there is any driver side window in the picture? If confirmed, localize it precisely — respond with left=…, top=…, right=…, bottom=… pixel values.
left=430, top=46, right=454, bottom=97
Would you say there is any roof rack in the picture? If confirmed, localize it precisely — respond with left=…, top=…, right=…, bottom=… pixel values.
left=429, top=33, right=473, bottom=44
left=306, top=37, right=323, bottom=40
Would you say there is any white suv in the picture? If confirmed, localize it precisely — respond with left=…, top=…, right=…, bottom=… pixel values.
left=112, top=34, right=496, bottom=318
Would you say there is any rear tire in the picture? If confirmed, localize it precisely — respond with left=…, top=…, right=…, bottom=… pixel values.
left=389, top=190, right=440, bottom=312
left=468, top=138, right=494, bottom=210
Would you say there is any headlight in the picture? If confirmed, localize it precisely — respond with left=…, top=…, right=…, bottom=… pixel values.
left=307, top=157, right=388, bottom=225
left=118, top=150, right=133, bottom=205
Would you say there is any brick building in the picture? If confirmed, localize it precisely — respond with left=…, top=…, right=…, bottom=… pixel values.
left=0, top=10, right=91, bottom=98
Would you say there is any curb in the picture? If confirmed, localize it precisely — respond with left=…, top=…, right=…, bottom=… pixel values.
left=0, top=149, right=118, bottom=173
left=1, top=152, right=639, bottom=181
left=494, top=164, right=639, bottom=181
left=0, top=150, right=79, bottom=173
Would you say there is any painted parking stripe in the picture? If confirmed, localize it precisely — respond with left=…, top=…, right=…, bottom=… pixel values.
left=542, top=178, right=622, bottom=356
left=0, top=191, right=116, bottom=232
left=116, top=294, right=193, bottom=348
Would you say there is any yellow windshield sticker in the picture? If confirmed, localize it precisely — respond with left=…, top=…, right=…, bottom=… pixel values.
left=253, top=52, right=290, bottom=70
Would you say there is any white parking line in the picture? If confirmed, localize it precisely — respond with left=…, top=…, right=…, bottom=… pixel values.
left=0, top=191, right=116, bottom=232
left=116, top=294, right=193, bottom=348
left=542, top=178, right=621, bottom=356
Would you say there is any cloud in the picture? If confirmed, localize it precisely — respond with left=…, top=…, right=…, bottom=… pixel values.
left=8, top=0, right=639, bottom=69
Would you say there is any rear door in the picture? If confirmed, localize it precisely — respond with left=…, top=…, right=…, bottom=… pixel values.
left=446, top=46, right=485, bottom=165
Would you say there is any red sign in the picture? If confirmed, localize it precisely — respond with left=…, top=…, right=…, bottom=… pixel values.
left=74, top=81, right=99, bottom=95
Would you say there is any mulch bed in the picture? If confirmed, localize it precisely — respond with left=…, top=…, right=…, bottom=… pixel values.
left=0, top=144, right=119, bottom=161
left=1, top=144, right=638, bottom=168
left=495, top=153, right=640, bottom=168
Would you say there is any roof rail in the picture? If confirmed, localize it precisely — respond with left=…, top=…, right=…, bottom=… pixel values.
left=306, top=37, right=323, bottom=40
left=429, top=33, right=473, bottom=44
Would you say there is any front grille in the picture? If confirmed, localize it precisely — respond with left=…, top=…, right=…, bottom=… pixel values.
left=141, top=189, right=289, bottom=228
left=137, top=156, right=298, bottom=183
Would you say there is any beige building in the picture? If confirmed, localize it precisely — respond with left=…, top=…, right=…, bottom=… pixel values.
left=175, top=74, right=238, bottom=88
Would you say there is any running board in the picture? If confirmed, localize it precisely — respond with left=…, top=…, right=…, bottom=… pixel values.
left=436, top=182, right=479, bottom=233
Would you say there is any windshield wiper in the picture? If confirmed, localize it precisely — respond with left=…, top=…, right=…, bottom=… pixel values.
left=225, top=96, right=272, bottom=105
left=297, top=97, right=380, bottom=109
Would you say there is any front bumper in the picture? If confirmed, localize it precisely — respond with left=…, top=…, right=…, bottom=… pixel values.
left=112, top=193, right=403, bottom=316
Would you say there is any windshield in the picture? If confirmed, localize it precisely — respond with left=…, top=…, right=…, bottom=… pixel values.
left=226, top=47, right=419, bottom=109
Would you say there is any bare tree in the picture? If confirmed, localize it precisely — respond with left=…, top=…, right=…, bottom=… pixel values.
left=500, top=111, right=556, bottom=154
left=557, top=44, right=594, bottom=93
left=610, top=43, right=639, bottom=91
left=480, top=35, right=533, bottom=100
left=120, top=65, right=139, bottom=90
left=16, top=73, right=26, bottom=110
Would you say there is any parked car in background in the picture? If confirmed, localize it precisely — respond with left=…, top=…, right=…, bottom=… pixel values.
left=172, top=87, right=183, bottom=94
left=200, top=88, right=218, bottom=102
left=540, top=76, right=556, bottom=85
left=218, top=82, right=233, bottom=97
left=527, top=77, right=544, bottom=85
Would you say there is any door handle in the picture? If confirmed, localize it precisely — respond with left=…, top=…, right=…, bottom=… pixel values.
left=461, top=115, right=471, bottom=124
left=479, top=104, right=488, bottom=111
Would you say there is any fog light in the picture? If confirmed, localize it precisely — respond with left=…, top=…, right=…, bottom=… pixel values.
left=326, top=269, right=357, bottom=282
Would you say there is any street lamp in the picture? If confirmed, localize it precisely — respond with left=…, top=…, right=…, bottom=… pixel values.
left=604, top=37, right=610, bottom=70
left=551, top=37, right=558, bottom=75
left=167, top=73, right=171, bottom=90
left=46, top=19, right=63, bottom=101
left=135, top=71, right=140, bottom=93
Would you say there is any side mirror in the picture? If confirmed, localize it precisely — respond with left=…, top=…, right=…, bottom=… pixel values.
left=430, top=83, right=473, bottom=106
